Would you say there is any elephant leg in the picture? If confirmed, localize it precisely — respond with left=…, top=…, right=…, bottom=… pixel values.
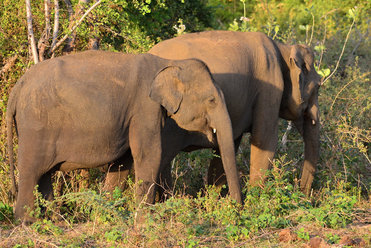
left=249, top=115, right=279, bottom=187
left=133, top=155, right=161, bottom=206
left=15, top=134, right=58, bottom=222
left=103, top=151, right=133, bottom=192
left=207, top=135, right=243, bottom=187
left=15, top=170, right=40, bottom=222
left=249, top=144, right=276, bottom=185
left=129, top=117, right=162, bottom=206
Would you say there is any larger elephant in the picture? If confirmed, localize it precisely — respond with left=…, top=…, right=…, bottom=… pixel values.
left=7, top=50, right=242, bottom=221
left=105, top=31, right=321, bottom=195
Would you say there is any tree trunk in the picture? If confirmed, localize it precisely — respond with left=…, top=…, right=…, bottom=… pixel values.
left=25, top=0, right=39, bottom=64
left=50, top=0, right=60, bottom=56
left=38, top=0, right=51, bottom=61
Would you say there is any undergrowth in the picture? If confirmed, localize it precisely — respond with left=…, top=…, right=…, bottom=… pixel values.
left=1, top=159, right=366, bottom=247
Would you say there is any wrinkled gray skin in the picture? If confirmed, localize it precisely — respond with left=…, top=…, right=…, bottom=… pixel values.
left=7, top=50, right=242, bottom=222
left=104, top=31, right=321, bottom=196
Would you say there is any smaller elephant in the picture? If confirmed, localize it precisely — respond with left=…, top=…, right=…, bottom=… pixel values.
left=7, top=50, right=242, bottom=221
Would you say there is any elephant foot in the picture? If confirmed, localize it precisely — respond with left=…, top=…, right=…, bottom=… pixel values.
left=17, top=214, right=37, bottom=226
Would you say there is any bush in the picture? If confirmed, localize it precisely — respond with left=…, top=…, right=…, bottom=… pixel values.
left=0, top=202, right=13, bottom=222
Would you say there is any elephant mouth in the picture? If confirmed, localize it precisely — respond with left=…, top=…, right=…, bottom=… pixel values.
left=290, top=101, right=308, bottom=120
left=206, top=127, right=217, bottom=144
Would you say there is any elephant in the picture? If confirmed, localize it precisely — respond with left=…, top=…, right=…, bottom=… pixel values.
left=104, top=31, right=321, bottom=196
left=6, top=50, right=242, bottom=221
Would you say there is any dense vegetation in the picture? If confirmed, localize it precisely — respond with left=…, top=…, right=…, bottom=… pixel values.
left=0, top=0, right=369, bottom=247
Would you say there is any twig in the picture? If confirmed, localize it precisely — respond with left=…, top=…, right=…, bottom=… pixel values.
left=101, top=26, right=139, bottom=44
left=7, top=225, right=22, bottom=238
left=133, top=182, right=156, bottom=225
left=281, top=121, right=293, bottom=150
left=49, top=0, right=103, bottom=55
left=317, top=18, right=327, bottom=70
left=308, top=12, right=315, bottom=46
left=322, top=17, right=356, bottom=84
left=330, top=72, right=370, bottom=110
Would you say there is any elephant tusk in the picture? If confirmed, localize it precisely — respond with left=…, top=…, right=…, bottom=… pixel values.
left=213, top=128, right=217, bottom=134
left=312, top=120, right=316, bottom=125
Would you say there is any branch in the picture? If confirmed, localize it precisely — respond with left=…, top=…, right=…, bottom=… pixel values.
left=322, top=17, right=355, bottom=84
left=48, top=0, right=103, bottom=55
left=25, top=0, right=39, bottom=64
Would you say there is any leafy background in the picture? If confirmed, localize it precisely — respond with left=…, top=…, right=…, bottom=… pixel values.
left=0, top=0, right=370, bottom=247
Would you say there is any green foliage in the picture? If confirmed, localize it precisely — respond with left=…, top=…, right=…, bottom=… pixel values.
left=325, top=232, right=341, bottom=244
left=317, top=60, right=370, bottom=192
left=296, top=227, right=310, bottom=241
left=0, top=202, right=13, bottom=221
left=104, top=228, right=124, bottom=242
left=299, top=181, right=358, bottom=228
left=32, top=219, right=63, bottom=236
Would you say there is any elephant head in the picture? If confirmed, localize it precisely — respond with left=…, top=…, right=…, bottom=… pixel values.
left=149, top=59, right=242, bottom=203
left=279, top=44, right=321, bottom=194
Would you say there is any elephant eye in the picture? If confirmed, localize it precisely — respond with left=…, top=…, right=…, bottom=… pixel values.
left=208, top=96, right=216, bottom=105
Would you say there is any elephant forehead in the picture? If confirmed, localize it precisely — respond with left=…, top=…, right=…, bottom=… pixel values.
left=301, top=47, right=315, bottom=65
left=181, top=72, right=217, bottom=93
left=304, top=57, right=315, bottom=70
left=184, top=88, right=214, bottom=102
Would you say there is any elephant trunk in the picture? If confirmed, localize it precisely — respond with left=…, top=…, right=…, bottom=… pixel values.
left=209, top=103, right=243, bottom=204
left=301, top=116, right=319, bottom=195
left=294, top=92, right=320, bottom=195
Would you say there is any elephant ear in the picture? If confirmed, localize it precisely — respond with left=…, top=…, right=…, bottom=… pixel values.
left=288, top=45, right=310, bottom=104
left=150, top=66, right=185, bottom=114
left=289, top=45, right=310, bottom=71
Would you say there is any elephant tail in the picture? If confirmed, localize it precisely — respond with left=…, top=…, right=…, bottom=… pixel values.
left=6, top=81, right=22, bottom=197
